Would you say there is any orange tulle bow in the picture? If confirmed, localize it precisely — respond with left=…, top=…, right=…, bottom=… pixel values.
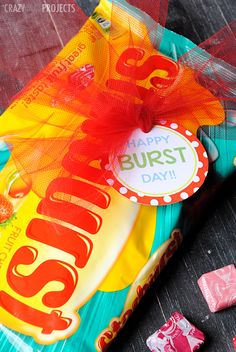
left=1, top=0, right=236, bottom=198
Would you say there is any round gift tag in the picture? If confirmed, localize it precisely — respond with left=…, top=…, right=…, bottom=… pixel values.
left=106, top=122, right=208, bottom=206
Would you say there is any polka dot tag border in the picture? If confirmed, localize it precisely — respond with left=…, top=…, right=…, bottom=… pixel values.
left=106, top=122, right=209, bottom=206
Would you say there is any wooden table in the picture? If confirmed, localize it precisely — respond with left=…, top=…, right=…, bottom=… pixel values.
left=0, top=1, right=235, bottom=351
left=108, top=175, right=236, bottom=352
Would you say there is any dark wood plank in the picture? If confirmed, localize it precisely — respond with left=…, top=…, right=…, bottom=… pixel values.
left=0, top=0, right=85, bottom=108
left=107, top=176, right=236, bottom=352
left=167, top=0, right=236, bottom=43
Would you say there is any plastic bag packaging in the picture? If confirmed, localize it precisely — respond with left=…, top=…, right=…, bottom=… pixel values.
left=0, top=1, right=235, bottom=351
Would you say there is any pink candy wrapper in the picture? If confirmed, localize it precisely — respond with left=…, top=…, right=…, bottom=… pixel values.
left=233, top=337, right=236, bottom=350
left=198, top=265, right=236, bottom=313
left=146, top=312, right=205, bottom=352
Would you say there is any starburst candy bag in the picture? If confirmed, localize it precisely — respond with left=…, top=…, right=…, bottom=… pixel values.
left=0, top=0, right=235, bottom=351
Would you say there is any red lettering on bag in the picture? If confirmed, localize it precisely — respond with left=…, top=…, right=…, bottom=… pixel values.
left=46, top=178, right=110, bottom=209
left=27, top=219, right=93, bottom=269
left=107, top=47, right=179, bottom=104
left=7, top=246, right=78, bottom=308
left=62, top=140, right=108, bottom=186
left=2, top=136, right=109, bottom=335
left=3, top=47, right=175, bottom=339
left=37, top=196, right=102, bottom=235
left=97, top=331, right=114, bottom=350
left=0, top=290, right=72, bottom=334
left=116, top=48, right=179, bottom=86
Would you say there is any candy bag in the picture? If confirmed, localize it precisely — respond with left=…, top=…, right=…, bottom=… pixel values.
left=0, top=1, right=235, bottom=351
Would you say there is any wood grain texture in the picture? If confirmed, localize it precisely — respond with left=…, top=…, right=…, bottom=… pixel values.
left=107, top=175, right=236, bottom=352
left=0, top=0, right=86, bottom=108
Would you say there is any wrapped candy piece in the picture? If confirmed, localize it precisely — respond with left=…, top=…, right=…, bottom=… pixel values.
left=0, top=0, right=235, bottom=352
left=233, top=337, right=236, bottom=350
left=198, top=265, right=236, bottom=312
left=146, top=312, right=205, bottom=352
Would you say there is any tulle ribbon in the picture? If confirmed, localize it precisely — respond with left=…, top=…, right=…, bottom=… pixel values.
left=1, top=0, right=236, bottom=200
